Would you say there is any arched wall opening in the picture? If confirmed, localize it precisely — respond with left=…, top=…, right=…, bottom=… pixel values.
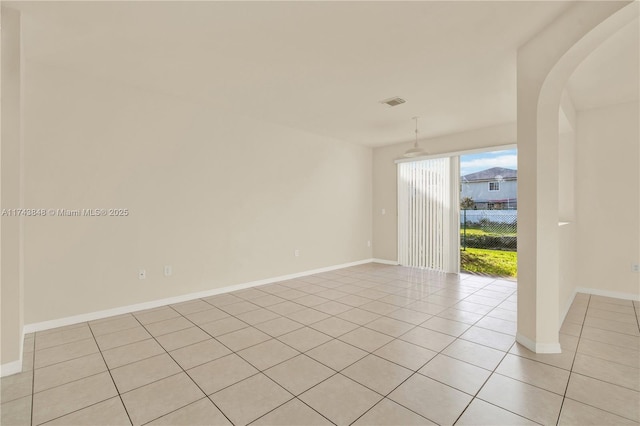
left=516, top=1, right=638, bottom=353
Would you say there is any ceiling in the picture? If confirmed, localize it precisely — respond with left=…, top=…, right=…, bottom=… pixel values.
left=11, top=1, right=628, bottom=147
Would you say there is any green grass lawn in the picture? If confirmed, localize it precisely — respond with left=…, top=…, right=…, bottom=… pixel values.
left=461, top=248, right=517, bottom=277
left=460, top=228, right=517, bottom=237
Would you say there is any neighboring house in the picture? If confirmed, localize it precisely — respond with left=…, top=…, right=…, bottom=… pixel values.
left=461, top=167, right=517, bottom=210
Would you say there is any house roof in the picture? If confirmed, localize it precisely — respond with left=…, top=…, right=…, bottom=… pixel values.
left=462, top=167, right=517, bottom=182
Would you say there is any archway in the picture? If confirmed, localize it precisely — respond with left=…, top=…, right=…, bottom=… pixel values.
left=516, top=1, right=638, bottom=353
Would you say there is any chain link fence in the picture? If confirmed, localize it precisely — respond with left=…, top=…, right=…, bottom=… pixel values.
left=461, top=210, right=517, bottom=251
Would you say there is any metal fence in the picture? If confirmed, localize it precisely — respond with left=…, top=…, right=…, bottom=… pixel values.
left=460, top=209, right=517, bottom=251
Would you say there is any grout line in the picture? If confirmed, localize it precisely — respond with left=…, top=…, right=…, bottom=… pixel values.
left=244, top=374, right=337, bottom=425
left=166, top=300, right=349, bottom=425
left=578, top=322, right=640, bottom=338
left=31, top=336, right=97, bottom=361
left=95, top=331, right=158, bottom=353
left=86, top=322, right=134, bottom=426
left=386, top=279, right=522, bottom=424
left=566, top=327, right=612, bottom=346
left=450, top=341, right=520, bottom=425
left=566, top=361, right=640, bottom=392
left=29, top=333, right=36, bottom=426
left=31, top=344, right=118, bottom=372
left=38, top=397, right=128, bottom=426
left=198, top=272, right=461, bottom=424
left=25, top=331, right=133, bottom=425
left=167, top=299, right=368, bottom=415
left=352, top=282, right=521, bottom=425
left=554, top=295, right=640, bottom=425
left=138, top=396, right=219, bottom=426
left=134, top=276, right=384, bottom=417
left=18, top=265, right=635, bottom=426
left=129, top=311, right=236, bottom=426
left=457, top=398, right=545, bottom=426
left=560, top=394, right=640, bottom=424
left=555, top=295, right=588, bottom=426
left=436, top=290, right=524, bottom=424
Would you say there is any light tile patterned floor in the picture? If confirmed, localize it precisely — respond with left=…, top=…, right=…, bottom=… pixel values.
left=1, top=263, right=639, bottom=425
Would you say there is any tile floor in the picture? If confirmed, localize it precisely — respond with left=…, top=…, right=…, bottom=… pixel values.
left=1, top=263, right=639, bottom=425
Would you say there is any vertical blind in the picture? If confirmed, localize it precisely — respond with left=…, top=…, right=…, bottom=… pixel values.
left=398, top=157, right=459, bottom=272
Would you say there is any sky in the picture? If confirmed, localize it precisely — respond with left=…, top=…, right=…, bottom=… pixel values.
left=460, top=149, right=517, bottom=176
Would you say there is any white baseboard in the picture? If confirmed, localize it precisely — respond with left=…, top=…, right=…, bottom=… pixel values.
left=372, top=258, right=399, bottom=265
left=516, top=332, right=562, bottom=354
left=0, top=359, right=23, bottom=377
left=576, top=287, right=640, bottom=302
left=23, top=258, right=375, bottom=334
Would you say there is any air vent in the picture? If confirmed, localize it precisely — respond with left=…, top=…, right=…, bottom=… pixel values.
left=380, top=96, right=406, bottom=107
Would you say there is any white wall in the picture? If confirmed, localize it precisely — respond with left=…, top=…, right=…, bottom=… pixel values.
left=1, top=7, right=24, bottom=371
left=575, top=101, right=639, bottom=297
left=22, top=63, right=373, bottom=325
left=558, top=100, right=577, bottom=322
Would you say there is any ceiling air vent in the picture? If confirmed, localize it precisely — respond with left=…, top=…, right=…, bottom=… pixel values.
left=380, top=96, right=406, bottom=107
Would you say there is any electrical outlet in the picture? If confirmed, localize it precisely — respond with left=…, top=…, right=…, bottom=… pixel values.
left=381, top=208, right=386, bottom=215
left=632, top=263, right=639, bottom=273
left=294, top=249, right=300, bottom=257
left=367, top=240, right=371, bottom=247
left=138, top=269, right=146, bottom=280
left=164, top=265, right=172, bottom=276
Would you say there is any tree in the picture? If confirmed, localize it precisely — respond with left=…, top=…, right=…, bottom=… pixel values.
left=460, top=197, right=475, bottom=210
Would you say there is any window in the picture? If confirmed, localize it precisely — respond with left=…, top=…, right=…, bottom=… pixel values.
left=489, top=181, right=500, bottom=191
